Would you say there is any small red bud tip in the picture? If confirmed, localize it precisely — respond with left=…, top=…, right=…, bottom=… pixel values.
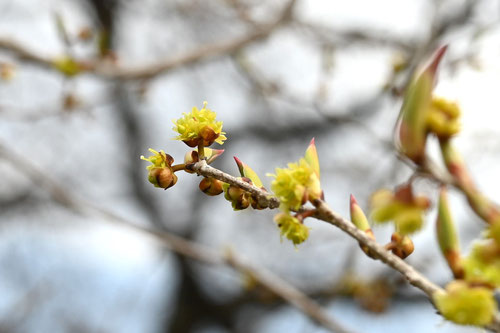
left=426, top=45, right=448, bottom=76
left=350, top=194, right=358, bottom=206
left=309, top=137, right=315, bottom=146
left=233, top=156, right=244, bottom=176
left=206, top=149, right=224, bottom=164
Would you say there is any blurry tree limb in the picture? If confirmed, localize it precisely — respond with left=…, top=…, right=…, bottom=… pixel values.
left=0, top=39, right=54, bottom=70
left=293, top=21, right=415, bottom=51
left=0, top=142, right=349, bottom=333
left=0, top=0, right=296, bottom=80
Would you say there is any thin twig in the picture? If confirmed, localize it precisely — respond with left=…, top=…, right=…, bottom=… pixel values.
left=0, top=0, right=296, bottom=80
left=190, top=160, right=280, bottom=209
left=191, top=161, right=443, bottom=297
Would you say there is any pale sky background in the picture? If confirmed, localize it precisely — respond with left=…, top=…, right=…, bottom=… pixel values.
left=0, top=0, right=499, bottom=332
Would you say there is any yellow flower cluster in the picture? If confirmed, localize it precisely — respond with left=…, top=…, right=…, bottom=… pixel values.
left=140, top=149, right=177, bottom=189
left=270, top=158, right=321, bottom=212
left=433, top=281, right=496, bottom=326
left=370, top=186, right=430, bottom=235
left=427, top=96, right=461, bottom=139
left=274, top=213, right=309, bottom=246
left=268, top=140, right=322, bottom=246
left=463, top=239, right=500, bottom=288
left=173, top=101, right=226, bottom=147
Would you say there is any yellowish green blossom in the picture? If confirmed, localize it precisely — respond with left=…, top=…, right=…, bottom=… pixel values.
left=270, top=158, right=321, bottom=211
left=274, top=212, right=309, bottom=246
left=427, top=96, right=461, bottom=139
left=141, top=148, right=171, bottom=169
left=433, top=280, right=497, bottom=326
left=463, top=240, right=500, bottom=287
left=487, top=222, right=500, bottom=245
left=370, top=186, right=430, bottom=235
left=173, top=101, right=226, bottom=147
left=140, top=148, right=177, bottom=189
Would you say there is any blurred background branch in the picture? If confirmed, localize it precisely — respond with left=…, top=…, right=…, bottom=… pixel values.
left=0, top=0, right=499, bottom=332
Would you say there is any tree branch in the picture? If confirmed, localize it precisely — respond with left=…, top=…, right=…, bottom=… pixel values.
left=0, top=0, right=296, bottom=80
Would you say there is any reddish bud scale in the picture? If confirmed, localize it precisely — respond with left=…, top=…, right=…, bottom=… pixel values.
left=394, top=184, right=414, bottom=204
left=389, top=232, right=414, bottom=259
left=444, top=250, right=464, bottom=279
left=223, top=179, right=252, bottom=211
left=149, top=167, right=177, bottom=190
left=199, top=177, right=224, bottom=196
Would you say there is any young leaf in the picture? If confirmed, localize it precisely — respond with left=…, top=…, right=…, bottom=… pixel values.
left=233, top=157, right=263, bottom=188
left=399, top=46, right=447, bottom=163
left=304, top=138, right=320, bottom=178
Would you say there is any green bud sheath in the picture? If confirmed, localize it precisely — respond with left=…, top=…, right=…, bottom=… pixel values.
left=399, top=46, right=447, bottom=163
left=350, top=194, right=371, bottom=233
left=304, top=138, right=320, bottom=178
left=436, top=187, right=463, bottom=278
left=350, top=194, right=376, bottom=258
left=439, top=140, right=473, bottom=190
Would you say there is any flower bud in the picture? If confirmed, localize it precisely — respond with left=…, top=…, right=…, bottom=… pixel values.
left=199, top=126, right=219, bottom=147
left=199, top=177, right=224, bottom=196
left=148, top=166, right=177, bottom=189
left=223, top=179, right=251, bottom=210
left=350, top=194, right=377, bottom=257
left=388, top=232, right=414, bottom=259
left=183, top=151, right=199, bottom=173
left=141, top=149, right=178, bottom=190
